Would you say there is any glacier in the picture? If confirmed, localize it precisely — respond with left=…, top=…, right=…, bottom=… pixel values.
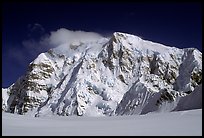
left=2, top=109, right=202, bottom=136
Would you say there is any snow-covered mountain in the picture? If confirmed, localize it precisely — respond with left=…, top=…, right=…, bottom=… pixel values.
left=2, top=32, right=202, bottom=116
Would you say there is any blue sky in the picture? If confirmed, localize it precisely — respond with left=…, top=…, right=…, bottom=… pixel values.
left=2, top=2, right=202, bottom=87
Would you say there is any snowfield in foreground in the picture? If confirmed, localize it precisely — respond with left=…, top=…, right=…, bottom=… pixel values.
left=2, top=109, right=202, bottom=136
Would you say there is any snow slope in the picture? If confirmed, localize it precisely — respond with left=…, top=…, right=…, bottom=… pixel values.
left=2, top=109, right=202, bottom=136
left=174, top=84, right=202, bottom=111
left=2, top=88, right=9, bottom=111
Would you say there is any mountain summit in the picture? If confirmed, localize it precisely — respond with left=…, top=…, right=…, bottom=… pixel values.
left=2, top=32, right=202, bottom=117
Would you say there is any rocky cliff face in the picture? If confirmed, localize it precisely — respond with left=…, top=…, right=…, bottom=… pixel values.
left=2, top=32, right=202, bottom=116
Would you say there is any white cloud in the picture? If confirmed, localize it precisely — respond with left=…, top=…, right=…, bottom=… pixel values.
left=22, top=28, right=104, bottom=53
left=48, top=28, right=103, bottom=47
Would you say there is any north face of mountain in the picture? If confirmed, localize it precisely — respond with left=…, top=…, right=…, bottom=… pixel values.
left=2, top=32, right=202, bottom=116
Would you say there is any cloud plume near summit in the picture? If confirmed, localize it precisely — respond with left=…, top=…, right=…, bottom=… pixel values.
left=24, top=28, right=104, bottom=49
left=48, top=28, right=103, bottom=47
